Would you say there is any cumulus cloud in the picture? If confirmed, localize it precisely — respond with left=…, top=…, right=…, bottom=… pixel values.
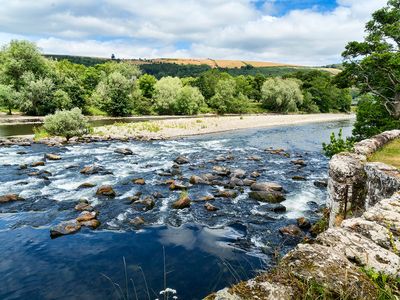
left=0, top=0, right=389, bottom=65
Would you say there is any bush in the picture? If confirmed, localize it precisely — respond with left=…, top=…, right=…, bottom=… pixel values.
left=0, top=84, right=17, bottom=114
left=154, top=77, right=182, bottom=114
left=261, top=78, right=303, bottom=112
left=43, top=108, right=90, bottom=141
left=322, top=129, right=354, bottom=157
left=93, top=72, right=134, bottom=116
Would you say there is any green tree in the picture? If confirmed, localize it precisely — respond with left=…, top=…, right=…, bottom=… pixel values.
left=93, top=72, right=134, bottom=117
left=341, top=0, right=400, bottom=117
left=43, top=108, right=90, bottom=141
left=0, top=84, right=17, bottom=114
left=138, top=74, right=157, bottom=99
left=153, top=76, right=182, bottom=114
left=0, top=40, right=49, bottom=91
left=261, top=78, right=304, bottom=112
left=98, top=61, right=141, bottom=81
left=175, top=86, right=205, bottom=115
left=194, top=69, right=231, bottom=100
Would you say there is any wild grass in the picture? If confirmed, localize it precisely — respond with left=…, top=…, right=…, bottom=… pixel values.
left=361, top=267, right=400, bottom=299
left=33, top=126, right=49, bottom=141
left=369, top=139, right=400, bottom=169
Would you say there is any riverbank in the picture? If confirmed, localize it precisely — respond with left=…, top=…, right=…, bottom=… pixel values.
left=93, top=113, right=355, bottom=140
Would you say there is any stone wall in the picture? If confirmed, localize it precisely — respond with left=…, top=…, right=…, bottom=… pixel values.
left=327, top=129, right=400, bottom=226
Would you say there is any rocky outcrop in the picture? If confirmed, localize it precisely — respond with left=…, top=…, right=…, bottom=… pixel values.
left=206, top=192, right=400, bottom=300
left=327, top=130, right=400, bottom=226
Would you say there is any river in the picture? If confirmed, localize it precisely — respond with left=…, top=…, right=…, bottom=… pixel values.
left=0, top=120, right=353, bottom=299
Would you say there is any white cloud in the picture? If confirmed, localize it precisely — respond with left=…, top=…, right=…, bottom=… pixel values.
left=0, top=0, right=389, bottom=65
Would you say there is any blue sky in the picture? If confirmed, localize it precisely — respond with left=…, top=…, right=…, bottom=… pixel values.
left=0, top=0, right=387, bottom=65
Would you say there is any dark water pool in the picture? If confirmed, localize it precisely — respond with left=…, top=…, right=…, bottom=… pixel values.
left=0, top=120, right=353, bottom=299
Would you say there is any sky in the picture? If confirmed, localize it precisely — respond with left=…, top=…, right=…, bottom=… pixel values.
left=0, top=0, right=388, bottom=65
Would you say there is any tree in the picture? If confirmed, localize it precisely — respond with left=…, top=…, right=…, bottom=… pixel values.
left=93, top=72, right=134, bottom=116
left=0, top=84, right=17, bottom=114
left=153, top=77, right=182, bottom=114
left=138, top=74, right=157, bottom=99
left=43, top=108, right=90, bottom=141
left=19, top=73, right=57, bottom=115
left=261, top=78, right=303, bottom=112
left=175, top=86, right=205, bottom=115
left=0, top=40, right=49, bottom=91
left=194, top=69, right=231, bottom=100
left=341, top=0, right=400, bottom=117
left=98, top=61, right=141, bottom=82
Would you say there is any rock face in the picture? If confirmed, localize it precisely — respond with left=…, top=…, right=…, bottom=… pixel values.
left=207, top=192, right=400, bottom=300
left=0, top=194, right=24, bottom=203
left=327, top=130, right=400, bottom=227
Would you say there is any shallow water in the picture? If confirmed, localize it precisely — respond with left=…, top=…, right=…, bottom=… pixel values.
left=0, top=120, right=353, bottom=299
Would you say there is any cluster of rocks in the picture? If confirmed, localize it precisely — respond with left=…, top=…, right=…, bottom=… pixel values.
left=207, top=191, right=400, bottom=300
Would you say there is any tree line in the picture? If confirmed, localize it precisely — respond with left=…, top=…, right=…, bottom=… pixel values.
left=0, top=40, right=352, bottom=118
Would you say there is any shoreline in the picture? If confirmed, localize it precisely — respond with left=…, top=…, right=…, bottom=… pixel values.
left=0, top=113, right=355, bottom=146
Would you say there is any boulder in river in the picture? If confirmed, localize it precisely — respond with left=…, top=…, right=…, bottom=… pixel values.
left=132, top=178, right=146, bottom=185
left=76, top=211, right=98, bottom=222
left=169, top=181, right=188, bottom=190
left=130, top=216, right=145, bottom=228
left=231, top=168, right=246, bottom=178
left=279, top=224, right=303, bottom=237
left=19, top=164, right=28, bottom=170
left=0, top=194, right=24, bottom=203
left=172, top=195, right=191, bottom=209
left=228, top=177, right=244, bottom=188
left=44, top=153, right=61, bottom=160
left=297, top=217, right=311, bottom=229
left=243, top=179, right=256, bottom=186
left=199, top=195, right=215, bottom=201
left=292, top=175, right=307, bottom=181
left=212, top=166, right=231, bottom=176
left=251, top=182, right=283, bottom=192
left=214, top=189, right=238, bottom=198
left=114, top=148, right=133, bottom=155
left=174, top=156, right=190, bottom=165
left=314, top=180, right=328, bottom=188
left=247, top=155, right=262, bottom=161
left=250, top=171, right=261, bottom=178
left=50, top=220, right=81, bottom=238
left=249, top=191, right=285, bottom=203
left=291, top=159, right=306, bottom=167
left=205, top=202, right=219, bottom=211
left=80, top=219, right=101, bottom=229
left=31, top=161, right=45, bottom=167
left=74, top=201, right=93, bottom=211
left=133, top=197, right=155, bottom=211
left=80, top=165, right=103, bottom=175
left=189, top=175, right=208, bottom=185
left=78, top=182, right=96, bottom=189
left=96, top=185, right=116, bottom=197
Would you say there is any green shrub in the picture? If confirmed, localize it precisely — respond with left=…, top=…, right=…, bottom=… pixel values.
left=174, top=86, right=205, bottom=115
left=261, top=78, right=303, bottom=112
left=0, top=84, right=17, bottom=114
left=154, top=76, right=182, bottom=114
left=43, top=108, right=90, bottom=141
left=322, top=129, right=354, bottom=157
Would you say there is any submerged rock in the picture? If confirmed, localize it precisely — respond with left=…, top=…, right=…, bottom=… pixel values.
left=19, top=164, right=28, bottom=170
left=249, top=191, right=285, bottom=203
left=50, top=220, right=81, bottom=238
left=314, top=180, right=328, bottom=188
left=205, top=202, right=219, bottom=211
left=96, top=185, right=116, bottom=197
left=291, top=159, right=306, bottom=167
left=133, top=197, right=155, bottom=211
left=80, top=165, right=103, bottom=175
left=74, top=201, right=93, bottom=211
left=172, top=196, right=191, bottom=209
left=292, top=175, right=306, bottom=181
left=31, top=161, right=45, bottom=167
left=199, top=195, right=215, bottom=201
left=0, top=194, right=24, bottom=203
left=189, top=175, right=208, bottom=185
left=247, top=155, right=262, bottom=161
left=174, top=156, right=190, bottom=165
left=114, top=148, right=133, bottom=155
left=44, top=153, right=61, bottom=160
left=214, top=189, right=238, bottom=198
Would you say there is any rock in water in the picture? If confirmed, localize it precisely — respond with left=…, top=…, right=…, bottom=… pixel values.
left=50, top=220, right=81, bottom=238
left=291, top=159, right=306, bottom=167
left=247, top=155, right=262, bottom=161
left=199, top=195, right=215, bottom=201
left=169, top=181, right=188, bottom=190
left=75, top=201, right=93, bottom=211
left=279, top=224, right=303, bottom=237
left=212, top=166, right=231, bottom=176
left=44, top=153, right=61, bottom=160
left=297, top=217, right=311, bottom=229
left=214, top=190, right=238, bottom=198
left=133, top=197, right=155, bottom=211
left=292, top=175, right=307, bottom=181
left=172, top=196, right=191, bottom=209
left=314, top=180, right=328, bottom=188
left=189, top=175, right=208, bottom=184
left=205, top=203, right=219, bottom=211
left=76, top=211, right=98, bottom=222
left=132, top=178, right=146, bottom=185
left=96, top=185, right=116, bottom=197
left=80, top=219, right=101, bottom=229
left=249, top=191, right=285, bottom=203
left=80, top=165, right=103, bottom=175
left=174, top=156, right=189, bottom=165
left=78, top=182, right=96, bottom=189
left=31, top=161, right=45, bottom=167
left=251, top=182, right=283, bottom=192
left=114, top=148, right=133, bottom=155
left=0, top=194, right=24, bottom=203
left=231, top=168, right=246, bottom=178
left=130, top=216, right=145, bottom=228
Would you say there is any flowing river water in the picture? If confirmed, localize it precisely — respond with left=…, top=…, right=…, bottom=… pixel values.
left=0, top=120, right=353, bottom=300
